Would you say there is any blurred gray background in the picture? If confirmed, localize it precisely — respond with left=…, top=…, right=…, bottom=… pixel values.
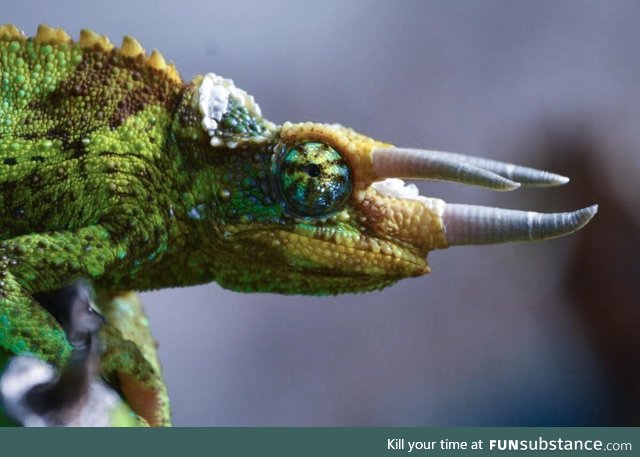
left=7, top=0, right=639, bottom=425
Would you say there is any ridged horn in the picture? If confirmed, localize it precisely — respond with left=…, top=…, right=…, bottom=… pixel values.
left=372, top=147, right=520, bottom=191
left=442, top=204, right=598, bottom=246
left=372, top=147, right=569, bottom=190
left=416, top=149, right=569, bottom=186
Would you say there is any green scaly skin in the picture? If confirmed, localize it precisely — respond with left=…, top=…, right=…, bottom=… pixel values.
left=0, top=26, right=420, bottom=425
left=0, top=25, right=594, bottom=426
left=0, top=27, right=189, bottom=425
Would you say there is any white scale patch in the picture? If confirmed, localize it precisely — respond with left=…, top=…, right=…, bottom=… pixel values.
left=371, top=178, right=446, bottom=215
left=198, top=73, right=262, bottom=146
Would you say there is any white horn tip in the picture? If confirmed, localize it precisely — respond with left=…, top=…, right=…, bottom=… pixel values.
left=442, top=203, right=598, bottom=246
left=577, top=204, right=598, bottom=226
left=503, top=181, right=521, bottom=191
left=547, top=173, right=570, bottom=186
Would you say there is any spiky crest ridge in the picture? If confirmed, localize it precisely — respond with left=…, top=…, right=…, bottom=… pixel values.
left=0, top=23, right=182, bottom=84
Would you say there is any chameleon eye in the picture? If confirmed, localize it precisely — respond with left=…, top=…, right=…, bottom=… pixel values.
left=278, top=142, right=353, bottom=217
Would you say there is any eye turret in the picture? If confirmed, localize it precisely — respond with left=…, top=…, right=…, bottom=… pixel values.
left=276, top=142, right=353, bottom=217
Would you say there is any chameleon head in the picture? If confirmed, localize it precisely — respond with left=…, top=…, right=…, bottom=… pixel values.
left=193, top=73, right=597, bottom=294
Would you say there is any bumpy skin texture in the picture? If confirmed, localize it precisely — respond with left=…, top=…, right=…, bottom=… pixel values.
left=2, top=25, right=542, bottom=426
left=0, top=25, right=451, bottom=425
left=0, top=26, right=188, bottom=425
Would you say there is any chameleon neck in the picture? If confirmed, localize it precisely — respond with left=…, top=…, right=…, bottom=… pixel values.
left=98, top=79, right=248, bottom=291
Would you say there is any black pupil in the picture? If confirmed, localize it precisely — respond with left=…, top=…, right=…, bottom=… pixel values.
left=306, top=164, right=321, bottom=177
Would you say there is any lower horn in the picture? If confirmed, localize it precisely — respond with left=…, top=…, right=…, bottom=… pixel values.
left=442, top=204, right=598, bottom=246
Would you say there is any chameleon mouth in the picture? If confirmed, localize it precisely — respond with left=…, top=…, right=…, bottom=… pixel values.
left=370, top=147, right=598, bottom=247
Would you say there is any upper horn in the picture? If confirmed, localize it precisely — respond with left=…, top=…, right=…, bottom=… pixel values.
left=371, top=147, right=569, bottom=189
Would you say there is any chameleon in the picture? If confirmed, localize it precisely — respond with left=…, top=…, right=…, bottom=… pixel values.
left=0, top=24, right=597, bottom=426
